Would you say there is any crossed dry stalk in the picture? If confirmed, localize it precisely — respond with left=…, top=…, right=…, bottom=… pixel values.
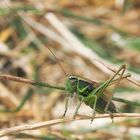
left=0, top=113, right=140, bottom=137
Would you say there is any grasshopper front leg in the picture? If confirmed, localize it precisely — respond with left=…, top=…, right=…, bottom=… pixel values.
left=62, top=95, right=70, bottom=118
left=73, top=78, right=90, bottom=119
left=63, top=77, right=76, bottom=117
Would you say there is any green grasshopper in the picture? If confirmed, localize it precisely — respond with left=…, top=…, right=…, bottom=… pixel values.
left=62, top=64, right=129, bottom=121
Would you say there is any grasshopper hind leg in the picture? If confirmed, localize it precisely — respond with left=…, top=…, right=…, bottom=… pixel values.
left=104, top=65, right=126, bottom=113
left=104, top=65, right=126, bottom=122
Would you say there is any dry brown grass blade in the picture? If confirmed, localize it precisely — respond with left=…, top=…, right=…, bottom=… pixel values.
left=0, top=113, right=140, bottom=137
left=0, top=74, right=34, bottom=85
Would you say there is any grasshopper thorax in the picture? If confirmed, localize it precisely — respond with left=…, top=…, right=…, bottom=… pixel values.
left=68, top=75, right=95, bottom=97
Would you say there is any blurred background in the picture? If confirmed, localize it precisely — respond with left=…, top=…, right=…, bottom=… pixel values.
left=0, top=0, right=140, bottom=139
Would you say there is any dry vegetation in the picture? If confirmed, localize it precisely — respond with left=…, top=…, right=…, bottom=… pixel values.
left=0, top=0, right=140, bottom=139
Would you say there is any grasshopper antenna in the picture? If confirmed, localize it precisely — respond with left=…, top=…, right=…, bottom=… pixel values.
left=45, top=45, right=67, bottom=77
left=4, top=2, right=67, bottom=77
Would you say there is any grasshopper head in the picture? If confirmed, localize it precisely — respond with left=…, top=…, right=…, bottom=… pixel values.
left=69, top=75, right=78, bottom=81
left=68, top=76, right=95, bottom=97
left=65, top=75, right=78, bottom=97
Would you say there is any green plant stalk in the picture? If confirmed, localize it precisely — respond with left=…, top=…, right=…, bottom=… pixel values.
left=112, top=97, right=140, bottom=107
left=32, top=81, right=65, bottom=90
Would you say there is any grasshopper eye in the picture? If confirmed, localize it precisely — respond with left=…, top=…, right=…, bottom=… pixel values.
left=68, top=75, right=78, bottom=81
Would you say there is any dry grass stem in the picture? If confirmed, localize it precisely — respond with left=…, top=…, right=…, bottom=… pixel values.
left=0, top=74, right=34, bottom=85
left=0, top=113, right=140, bottom=137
